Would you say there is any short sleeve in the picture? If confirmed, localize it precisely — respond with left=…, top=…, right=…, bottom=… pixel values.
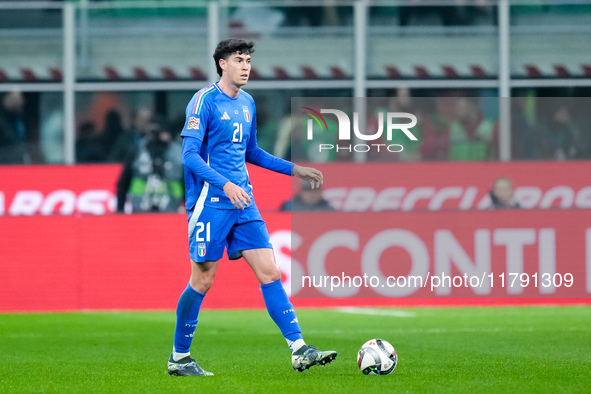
left=180, top=93, right=210, bottom=140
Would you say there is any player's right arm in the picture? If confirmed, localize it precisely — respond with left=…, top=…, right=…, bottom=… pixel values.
left=180, top=94, right=229, bottom=190
left=181, top=92, right=251, bottom=209
left=181, top=138, right=251, bottom=209
left=181, top=137, right=228, bottom=190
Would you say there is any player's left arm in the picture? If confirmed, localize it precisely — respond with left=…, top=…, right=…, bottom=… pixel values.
left=245, top=111, right=322, bottom=188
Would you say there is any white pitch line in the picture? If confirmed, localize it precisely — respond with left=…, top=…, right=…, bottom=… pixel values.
left=337, top=307, right=416, bottom=318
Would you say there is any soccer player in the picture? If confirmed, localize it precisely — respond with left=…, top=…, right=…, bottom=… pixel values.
left=167, top=39, right=337, bottom=376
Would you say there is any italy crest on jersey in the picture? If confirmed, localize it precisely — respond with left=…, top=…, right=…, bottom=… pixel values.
left=198, top=243, right=206, bottom=257
left=243, top=106, right=250, bottom=122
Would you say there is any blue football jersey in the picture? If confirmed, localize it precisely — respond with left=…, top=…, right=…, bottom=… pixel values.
left=181, top=82, right=257, bottom=210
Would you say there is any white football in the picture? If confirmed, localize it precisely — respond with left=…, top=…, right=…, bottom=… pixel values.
left=357, top=339, right=398, bottom=375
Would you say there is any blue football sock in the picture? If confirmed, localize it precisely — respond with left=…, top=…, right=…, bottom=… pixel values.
left=261, top=280, right=303, bottom=348
left=173, top=283, right=205, bottom=353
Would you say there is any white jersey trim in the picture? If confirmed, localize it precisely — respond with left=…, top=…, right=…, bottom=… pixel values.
left=192, top=85, right=215, bottom=115
left=188, top=181, right=209, bottom=242
left=188, top=154, right=211, bottom=241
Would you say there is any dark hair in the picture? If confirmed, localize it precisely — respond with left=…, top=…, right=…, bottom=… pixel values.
left=213, top=39, right=255, bottom=77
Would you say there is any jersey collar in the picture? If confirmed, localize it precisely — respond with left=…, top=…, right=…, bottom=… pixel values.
left=215, top=82, right=241, bottom=100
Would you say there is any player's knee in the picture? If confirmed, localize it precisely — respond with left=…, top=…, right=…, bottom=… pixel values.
left=190, top=272, right=216, bottom=293
left=270, top=266, right=282, bottom=282
left=191, top=278, right=214, bottom=293
left=261, top=265, right=282, bottom=284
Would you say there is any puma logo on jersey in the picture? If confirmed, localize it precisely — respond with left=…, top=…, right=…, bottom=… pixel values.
left=221, top=112, right=230, bottom=120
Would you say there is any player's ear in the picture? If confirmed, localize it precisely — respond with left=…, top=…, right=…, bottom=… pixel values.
left=219, top=58, right=227, bottom=73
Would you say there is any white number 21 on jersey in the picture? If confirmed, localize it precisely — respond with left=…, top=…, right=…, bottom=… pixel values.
left=196, top=222, right=210, bottom=241
left=232, top=123, right=243, bottom=143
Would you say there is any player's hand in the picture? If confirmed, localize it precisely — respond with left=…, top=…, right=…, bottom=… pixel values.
left=223, top=181, right=252, bottom=210
left=293, top=165, right=323, bottom=189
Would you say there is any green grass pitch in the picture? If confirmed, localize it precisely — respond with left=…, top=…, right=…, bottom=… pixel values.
left=1, top=306, right=590, bottom=393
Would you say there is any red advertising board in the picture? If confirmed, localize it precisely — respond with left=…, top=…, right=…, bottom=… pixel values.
left=0, top=165, right=120, bottom=216
left=0, top=164, right=290, bottom=215
left=1, top=210, right=589, bottom=312
left=1, top=162, right=590, bottom=312
left=297, top=161, right=591, bottom=212
left=291, top=210, right=591, bottom=298
left=2, top=161, right=590, bottom=216
left=0, top=213, right=283, bottom=312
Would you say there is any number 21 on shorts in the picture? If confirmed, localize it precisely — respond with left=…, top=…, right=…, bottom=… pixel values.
left=196, top=222, right=211, bottom=241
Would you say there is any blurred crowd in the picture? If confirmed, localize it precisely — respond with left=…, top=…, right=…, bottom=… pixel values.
left=76, top=103, right=185, bottom=214
left=1, top=88, right=583, bottom=214
left=0, top=91, right=29, bottom=164
left=282, top=90, right=591, bottom=163
left=1, top=2, right=588, bottom=215
left=113, top=112, right=184, bottom=214
left=1, top=89, right=590, bottom=168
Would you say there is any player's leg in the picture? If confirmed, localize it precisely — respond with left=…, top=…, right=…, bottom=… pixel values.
left=241, top=248, right=337, bottom=372
left=228, top=205, right=336, bottom=371
left=227, top=208, right=303, bottom=348
left=228, top=206, right=305, bottom=351
left=189, top=258, right=218, bottom=293
left=169, top=206, right=234, bottom=376
left=173, top=259, right=218, bottom=356
left=241, top=248, right=302, bottom=346
left=168, top=259, right=217, bottom=376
